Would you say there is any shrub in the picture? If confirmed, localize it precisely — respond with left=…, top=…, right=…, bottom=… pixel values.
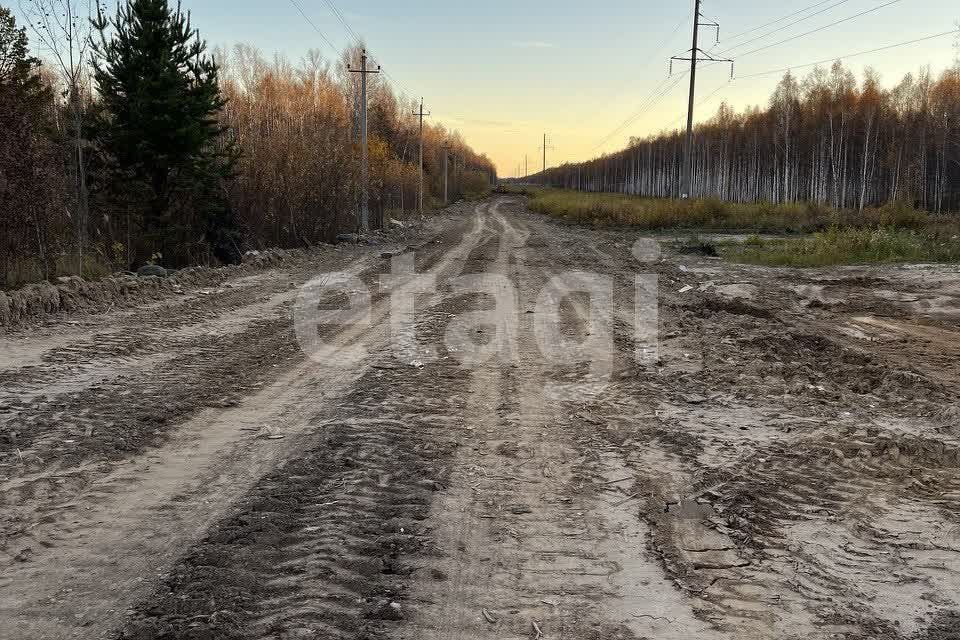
left=460, top=170, right=492, bottom=199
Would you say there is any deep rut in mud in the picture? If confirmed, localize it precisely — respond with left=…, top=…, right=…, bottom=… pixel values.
left=3, top=198, right=960, bottom=640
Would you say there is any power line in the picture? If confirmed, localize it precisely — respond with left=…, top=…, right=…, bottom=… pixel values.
left=593, top=74, right=684, bottom=150
left=736, top=29, right=960, bottom=79
left=572, top=8, right=692, bottom=139
left=288, top=0, right=341, bottom=55
left=658, top=29, right=958, bottom=133
left=715, top=0, right=853, bottom=56
left=662, top=77, right=729, bottom=130
left=593, top=71, right=689, bottom=152
left=300, top=0, right=419, bottom=101
left=321, top=0, right=362, bottom=45
left=291, top=0, right=413, bottom=102
left=735, top=0, right=904, bottom=60
left=723, top=0, right=846, bottom=43
left=575, top=17, right=955, bottom=170
left=646, top=10, right=696, bottom=67
left=696, top=78, right=731, bottom=110
left=381, top=69, right=417, bottom=99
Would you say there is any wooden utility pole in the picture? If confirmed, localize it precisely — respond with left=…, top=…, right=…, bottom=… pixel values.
left=539, top=134, right=554, bottom=184
left=442, top=141, right=451, bottom=204
left=412, top=98, right=430, bottom=218
left=349, top=49, right=380, bottom=232
left=671, top=2, right=732, bottom=199
left=543, top=133, right=547, bottom=174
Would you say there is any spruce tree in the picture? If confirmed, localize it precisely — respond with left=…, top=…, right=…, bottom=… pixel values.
left=91, top=0, right=237, bottom=266
left=0, top=6, right=60, bottom=282
left=0, top=7, right=38, bottom=92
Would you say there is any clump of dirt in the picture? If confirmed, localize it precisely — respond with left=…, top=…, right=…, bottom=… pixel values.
left=675, top=238, right=719, bottom=257
left=700, top=295, right=773, bottom=318
left=0, top=249, right=300, bottom=329
left=917, top=611, right=960, bottom=639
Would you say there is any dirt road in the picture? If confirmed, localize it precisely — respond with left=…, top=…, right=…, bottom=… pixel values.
left=2, top=197, right=960, bottom=639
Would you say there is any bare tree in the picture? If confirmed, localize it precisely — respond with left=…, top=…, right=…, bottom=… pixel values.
left=538, top=65, right=959, bottom=214
left=19, top=0, right=93, bottom=276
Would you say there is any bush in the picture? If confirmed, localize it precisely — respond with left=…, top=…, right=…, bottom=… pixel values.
left=874, top=201, right=930, bottom=229
left=460, top=170, right=491, bottom=200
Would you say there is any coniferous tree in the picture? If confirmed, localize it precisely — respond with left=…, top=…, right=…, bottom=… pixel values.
left=0, top=6, right=62, bottom=282
left=91, top=0, right=238, bottom=266
left=0, top=7, right=39, bottom=91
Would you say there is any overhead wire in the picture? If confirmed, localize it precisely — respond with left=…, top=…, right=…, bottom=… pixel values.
left=592, top=74, right=679, bottom=150
left=723, top=0, right=846, bottom=42
left=572, top=0, right=949, bottom=176
left=735, top=29, right=960, bottom=78
left=292, top=0, right=421, bottom=103
left=321, top=0, right=363, bottom=45
left=715, top=0, right=853, bottom=56
left=579, top=7, right=693, bottom=148
left=655, top=29, right=958, bottom=138
left=734, top=0, right=905, bottom=60
left=593, top=71, right=690, bottom=152
left=287, top=0, right=341, bottom=56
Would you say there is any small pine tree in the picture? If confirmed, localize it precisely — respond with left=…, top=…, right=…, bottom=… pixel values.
left=91, top=0, right=238, bottom=266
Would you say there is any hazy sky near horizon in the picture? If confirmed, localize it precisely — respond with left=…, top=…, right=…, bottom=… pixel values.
left=26, top=1, right=960, bottom=175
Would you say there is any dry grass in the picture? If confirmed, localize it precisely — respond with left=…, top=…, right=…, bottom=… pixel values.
left=518, top=187, right=950, bottom=234
left=509, top=187, right=960, bottom=266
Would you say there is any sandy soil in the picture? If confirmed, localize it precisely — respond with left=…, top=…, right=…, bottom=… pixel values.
left=2, top=197, right=959, bottom=640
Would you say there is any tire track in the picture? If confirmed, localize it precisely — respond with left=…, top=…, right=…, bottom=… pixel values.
left=0, top=208, right=488, bottom=640
left=401, top=202, right=723, bottom=639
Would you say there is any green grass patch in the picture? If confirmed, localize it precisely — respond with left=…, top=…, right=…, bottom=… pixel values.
left=513, top=187, right=960, bottom=266
left=721, top=227, right=960, bottom=267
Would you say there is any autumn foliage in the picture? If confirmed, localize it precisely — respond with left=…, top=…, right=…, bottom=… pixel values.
left=538, top=62, right=960, bottom=214
left=217, top=45, right=495, bottom=247
left=0, top=3, right=495, bottom=287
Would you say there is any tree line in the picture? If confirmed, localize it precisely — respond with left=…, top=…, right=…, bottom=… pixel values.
left=0, top=0, right=495, bottom=287
left=537, top=61, right=960, bottom=214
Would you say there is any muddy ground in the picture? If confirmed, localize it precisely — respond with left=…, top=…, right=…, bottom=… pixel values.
left=2, top=197, right=959, bottom=640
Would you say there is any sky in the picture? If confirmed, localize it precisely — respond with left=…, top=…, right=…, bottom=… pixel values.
left=22, top=0, right=960, bottom=176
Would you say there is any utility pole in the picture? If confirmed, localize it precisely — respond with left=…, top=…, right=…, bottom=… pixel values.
left=524, top=154, right=528, bottom=178
left=454, top=153, right=462, bottom=197
left=442, top=142, right=451, bottom=204
left=543, top=134, right=547, bottom=174
left=539, top=134, right=554, bottom=185
left=412, top=98, right=430, bottom=218
left=349, top=49, right=380, bottom=233
left=671, top=1, right=732, bottom=199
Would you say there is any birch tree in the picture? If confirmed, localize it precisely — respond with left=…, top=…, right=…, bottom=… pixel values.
left=19, top=0, right=92, bottom=275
